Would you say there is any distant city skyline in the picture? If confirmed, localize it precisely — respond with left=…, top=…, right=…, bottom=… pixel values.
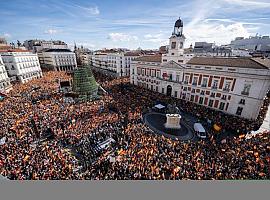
left=0, top=0, right=270, bottom=50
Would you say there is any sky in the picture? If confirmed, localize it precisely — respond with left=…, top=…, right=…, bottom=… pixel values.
left=0, top=0, right=270, bottom=50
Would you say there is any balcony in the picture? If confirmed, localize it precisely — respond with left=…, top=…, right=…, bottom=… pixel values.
left=223, top=88, right=230, bottom=92
left=241, top=91, right=249, bottom=96
left=157, top=77, right=180, bottom=84
left=221, top=96, right=226, bottom=100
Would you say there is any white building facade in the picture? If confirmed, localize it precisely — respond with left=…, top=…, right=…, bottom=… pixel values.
left=0, top=50, right=43, bottom=83
left=91, top=51, right=141, bottom=77
left=0, top=55, right=12, bottom=92
left=130, top=19, right=270, bottom=120
left=161, top=18, right=194, bottom=64
left=38, top=49, right=77, bottom=71
left=230, top=36, right=270, bottom=51
left=24, top=40, right=68, bottom=53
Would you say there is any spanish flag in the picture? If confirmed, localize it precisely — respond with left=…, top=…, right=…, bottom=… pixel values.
left=213, top=124, right=221, bottom=132
left=23, top=155, right=30, bottom=161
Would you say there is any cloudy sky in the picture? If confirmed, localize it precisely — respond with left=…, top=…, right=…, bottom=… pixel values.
left=0, top=0, right=269, bottom=50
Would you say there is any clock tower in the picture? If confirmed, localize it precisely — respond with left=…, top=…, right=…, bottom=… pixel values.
left=162, top=18, right=186, bottom=64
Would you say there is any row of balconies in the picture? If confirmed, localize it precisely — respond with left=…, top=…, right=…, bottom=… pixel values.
left=138, top=75, right=250, bottom=96
left=185, top=81, right=232, bottom=92
left=182, top=91, right=247, bottom=107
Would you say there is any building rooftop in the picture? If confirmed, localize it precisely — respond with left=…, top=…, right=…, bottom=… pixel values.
left=133, top=55, right=162, bottom=63
left=0, top=49, right=31, bottom=53
left=43, top=49, right=72, bottom=53
left=124, top=51, right=142, bottom=56
left=161, top=60, right=183, bottom=70
left=187, top=57, right=270, bottom=69
left=251, top=57, right=270, bottom=69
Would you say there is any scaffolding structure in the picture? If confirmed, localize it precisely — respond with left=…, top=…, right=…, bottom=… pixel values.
left=72, top=66, right=99, bottom=101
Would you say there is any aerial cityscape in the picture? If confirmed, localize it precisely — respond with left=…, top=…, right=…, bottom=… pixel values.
left=0, top=0, right=269, bottom=180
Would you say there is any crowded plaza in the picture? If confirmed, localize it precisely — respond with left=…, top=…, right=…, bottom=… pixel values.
left=0, top=70, right=269, bottom=180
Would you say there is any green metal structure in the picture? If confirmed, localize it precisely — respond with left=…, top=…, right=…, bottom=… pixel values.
left=72, top=66, right=99, bottom=101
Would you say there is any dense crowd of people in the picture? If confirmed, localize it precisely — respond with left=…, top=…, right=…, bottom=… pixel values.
left=0, top=70, right=269, bottom=180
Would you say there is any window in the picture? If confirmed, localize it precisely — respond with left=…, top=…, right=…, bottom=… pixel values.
left=223, top=81, right=231, bottom=92
left=239, top=99, right=245, bottom=105
left=163, top=59, right=167, bottom=62
left=190, top=95, right=194, bottom=101
left=212, top=80, right=218, bottom=89
left=208, top=99, right=214, bottom=107
left=137, top=68, right=141, bottom=75
left=182, top=93, right=186, bottom=99
left=176, top=75, right=180, bottom=82
left=191, top=89, right=195, bottom=93
left=193, top=77, right=198, bottom=86
left=157, top=71, right=160, bottom=78
left=178, top=60, right=183, bottom=63
left=162, top=88, right=164, bottom=94
left=156, top=86, right=158, bottom=91
left=171, top=42, right=176, bottom=49
left=219, top=102, right=225, bottom=110
left=200, top=90, right=205, bottom=95
left=241, top=84, right=251, bottom=95
left=236, top=107, right=243, bottom=116
left=184, top=76, right=189, bottom=84
left=169, top=74, right=173, bottom=80
left=199, top=97, right=203, bottom=104
left=202, top=78, right=208, bottom=87
left=210, top=92, right=215, bottom=98
left=221, top=95, right=226, bottom=100
left=171, top=53, right=175, bottom=55
left=174, top=91, right=178, bottom=97
left=151, top=70, right=155, bottom=77
left=151, top=85, right=153, bottom=90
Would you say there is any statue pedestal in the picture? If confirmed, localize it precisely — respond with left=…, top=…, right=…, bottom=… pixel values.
left=164, top=114, right=181, bottom=129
